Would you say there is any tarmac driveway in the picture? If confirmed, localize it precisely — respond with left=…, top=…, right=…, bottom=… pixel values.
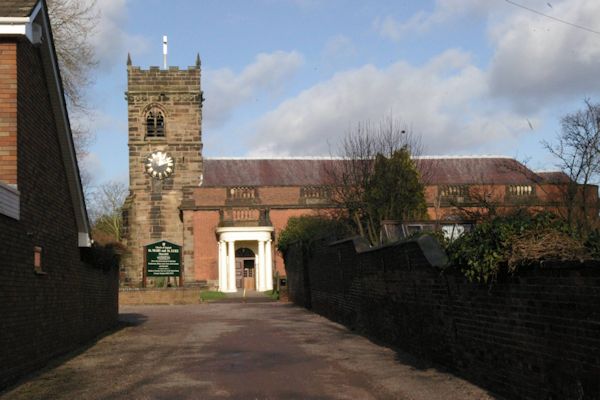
left=1, top=302, right=498, bottom=399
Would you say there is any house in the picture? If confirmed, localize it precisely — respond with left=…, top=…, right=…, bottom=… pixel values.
left=0, top=0, right=118, bottom=389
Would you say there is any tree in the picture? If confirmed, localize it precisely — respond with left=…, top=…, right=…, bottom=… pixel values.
left=543, top=98, right=600, bottom=233
left=328, top=118, right=428, bottom=245
left=88, top=181, right=128, bottom=243
left=47, top=0, right=99, bottom=192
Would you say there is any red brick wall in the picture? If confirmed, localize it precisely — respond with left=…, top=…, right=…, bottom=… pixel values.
left=0, top=41, right=17, bottom=184
left=0, top=39, right=118, bottom=389
left=193, top=210, right=220, bottom=281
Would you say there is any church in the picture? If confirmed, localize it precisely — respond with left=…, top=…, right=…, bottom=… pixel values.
left=120, top=54, right=596, bottom=291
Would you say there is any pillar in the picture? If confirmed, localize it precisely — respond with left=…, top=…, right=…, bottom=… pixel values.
left=254, top=252, right=261, bottom=292
left=258, top=240, right=265, bottom=291
left=265, top=239, right=273, bottom=291
left=226, top=240, right=236, bottom=292
left=218, top=240, right=227, bottom=291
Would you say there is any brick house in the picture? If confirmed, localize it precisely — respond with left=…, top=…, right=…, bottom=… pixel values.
left=121, top=58, right=598, bottom=292
left=0, top=0, right=118, bottom=389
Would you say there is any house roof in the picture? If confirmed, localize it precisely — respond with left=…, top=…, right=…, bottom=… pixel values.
left=0, top=0, right=38, bottom=17
left=0, top=0, right=91, bottom=246
left=536, top=171, right=571, bottom=183
left=202, top=157, right=544, bottom=187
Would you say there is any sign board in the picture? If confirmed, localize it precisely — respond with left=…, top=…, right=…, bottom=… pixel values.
left=146, top=241, right=181, bottom=277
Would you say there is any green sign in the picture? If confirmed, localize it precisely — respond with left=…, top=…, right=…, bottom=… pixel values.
left=146, top=241, right=181, bottom=277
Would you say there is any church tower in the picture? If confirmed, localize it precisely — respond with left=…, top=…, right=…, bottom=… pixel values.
left=121, top=53, right=203, bottom=287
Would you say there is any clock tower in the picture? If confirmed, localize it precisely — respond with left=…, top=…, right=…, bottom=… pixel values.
left=121, top=54, right=203, bottom=287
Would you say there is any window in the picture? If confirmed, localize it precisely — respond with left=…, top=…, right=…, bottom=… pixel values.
left=34, top=246, right=45, bottom=274
left=145, top=109, right=165, bottom=138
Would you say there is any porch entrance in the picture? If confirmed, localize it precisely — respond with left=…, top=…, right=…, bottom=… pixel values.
left=235, top=248, right=256, bottom=290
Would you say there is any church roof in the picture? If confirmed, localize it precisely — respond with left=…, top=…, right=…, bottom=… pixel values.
left=536, top=171, right=571, bottom=183
left=202, top=157, right=549, bottom=187
left=0, top=0, right=38, bottom=17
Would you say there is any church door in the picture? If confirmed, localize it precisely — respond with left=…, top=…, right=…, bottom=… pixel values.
left=235, top=247, right=256, bottom=290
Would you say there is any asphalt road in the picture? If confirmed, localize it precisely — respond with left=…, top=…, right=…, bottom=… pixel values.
left=1, top=302, right=498, bottom=399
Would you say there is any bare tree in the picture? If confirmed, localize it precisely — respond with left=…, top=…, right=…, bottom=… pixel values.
left=327, top=117, right=428, bottom=244
left=48, top=0, right=98, bottom=112
left=543, top=98, right=600, bottom=233
left=47, top=0, right=99, bottom=193
left=89, top=181, right=128, bottom=243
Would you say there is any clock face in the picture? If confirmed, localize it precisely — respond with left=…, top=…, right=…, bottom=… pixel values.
left=145, top=151, right=174, bottom=180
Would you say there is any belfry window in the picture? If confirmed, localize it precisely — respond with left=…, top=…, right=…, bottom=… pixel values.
left=146, top=109, right=165, bottom=138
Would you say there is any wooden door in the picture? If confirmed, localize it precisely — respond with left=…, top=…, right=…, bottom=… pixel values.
left=235, top=260, right=243, bottom=289
left=243, top=266, right=255, bottom=290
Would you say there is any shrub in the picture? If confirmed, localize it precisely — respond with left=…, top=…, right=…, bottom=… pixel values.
left=447, top=211, right=589, bottom=283
left=276, top=215, right=350, bottom=254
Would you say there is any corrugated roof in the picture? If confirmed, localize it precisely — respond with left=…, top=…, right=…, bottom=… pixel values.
left=0, top=0, right=38, bottom=17
left=202, top=157, right=542, bottom=187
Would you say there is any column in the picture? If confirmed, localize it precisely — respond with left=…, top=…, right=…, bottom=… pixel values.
left=254, top=252, right=261, bottom=292
left=265, top=239, right=273, bottom=291
left=257, top=240, right=265, bottom=291
left=218, top=241, right=227, bottom=291
left=227, top=240, right=237, bottom=292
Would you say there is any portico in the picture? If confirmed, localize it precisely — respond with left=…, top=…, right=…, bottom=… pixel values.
left=216, top=226, right=274, bottom=293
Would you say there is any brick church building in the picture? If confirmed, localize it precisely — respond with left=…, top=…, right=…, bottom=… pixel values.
left=121, top=56, right=598, bottom=291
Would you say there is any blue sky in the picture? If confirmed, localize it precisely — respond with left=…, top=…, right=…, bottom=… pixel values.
left=80, top=0, right=600, bottom=185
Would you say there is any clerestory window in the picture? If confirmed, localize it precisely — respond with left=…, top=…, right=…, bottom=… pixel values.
left=146, top=109, right=165, bottom=138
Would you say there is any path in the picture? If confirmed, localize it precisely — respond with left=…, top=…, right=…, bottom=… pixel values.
left=1, top=302, right=498, bottom=399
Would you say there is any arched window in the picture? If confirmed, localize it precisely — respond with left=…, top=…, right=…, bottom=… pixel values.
left=235, top=248, right=255, bottom=258
left=146, top=108, right=165, bottom=138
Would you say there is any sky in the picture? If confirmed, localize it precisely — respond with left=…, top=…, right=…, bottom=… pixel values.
left=78, top=0, right=600, bottom=186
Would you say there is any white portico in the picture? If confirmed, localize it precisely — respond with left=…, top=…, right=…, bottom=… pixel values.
left=216, top=226, right=274, bottom=293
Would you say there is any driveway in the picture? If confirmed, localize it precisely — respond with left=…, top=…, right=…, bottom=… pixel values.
left=1, top=302, right=498, bottom=399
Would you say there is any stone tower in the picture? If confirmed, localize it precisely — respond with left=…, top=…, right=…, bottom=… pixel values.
left=121, top=54, right=203, bottom=287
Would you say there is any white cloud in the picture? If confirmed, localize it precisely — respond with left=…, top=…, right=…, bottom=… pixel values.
left=322, top=35, right=356, bottom=63
left=248, top=49, right=532, bottom=156
left=203, top=51, right=304, bottom=128
left=374, top=0, right=501, bottom=41
left=488, top=0, right=600, bottom=111
left=92, top=0, right=150, bottom=70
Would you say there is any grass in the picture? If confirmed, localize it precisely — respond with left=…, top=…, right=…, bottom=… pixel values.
left=200, top=290, right=226, bottom=302
left=263, top=290, right=279, bottom=301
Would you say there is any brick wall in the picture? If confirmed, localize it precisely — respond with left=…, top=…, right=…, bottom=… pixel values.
left=0, top=40, right=118, bottom=390
left=285, top=236, right=600, bottom=400
left=0, top=41, right=17, bottom=184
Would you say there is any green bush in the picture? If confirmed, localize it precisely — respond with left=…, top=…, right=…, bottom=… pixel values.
left=276, top=215, right=350, bottom=254
left=447, top=211, right=579, bottom=283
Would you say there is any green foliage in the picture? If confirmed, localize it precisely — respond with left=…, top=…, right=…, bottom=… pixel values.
left=365, top=149, right=427, bottom=224
left=276, top=215, right=350, bottom=254
left=360, top=149, right=427, bottom=244
left=447, top=211, right=574, bottom=283
left=585, top=229, right=600, bottom=259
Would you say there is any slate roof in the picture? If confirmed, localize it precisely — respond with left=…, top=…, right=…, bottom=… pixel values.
left=0, top=0, right=38, bottom=17
left=536, top=171, right=571, bottom=183
left=202, top=157, right=548, bottom=187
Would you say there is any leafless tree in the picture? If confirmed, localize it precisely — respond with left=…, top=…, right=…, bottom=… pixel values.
left=543, top=98, right=600, bottom=233
left=47, top=0, right=99, bottom=192
left=89, top=181, right=128, bottom=242
left=327, top=117, right=428, bottom=244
